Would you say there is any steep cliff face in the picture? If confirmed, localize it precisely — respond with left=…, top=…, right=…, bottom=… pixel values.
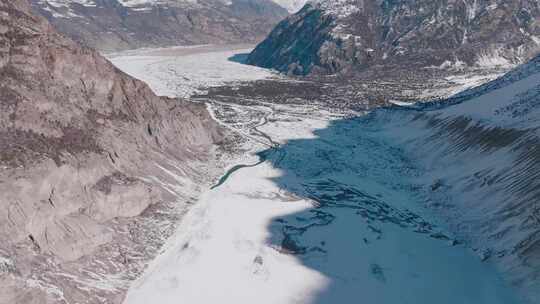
left=0, top=0, right=222, bottom=303
left=30, top=0, right=289, bottom=52
left=248, top=0, right=540, bottom=75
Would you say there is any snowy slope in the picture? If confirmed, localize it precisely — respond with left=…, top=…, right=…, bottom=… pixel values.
left=107, top=45, right=278, bottom=98
left=123, top=105, right=520, bottom=304
left=367, top=54, right=540, bottom=303
left=114, top=47, right=537, bottom=304
left=310, top=0, right=359, bottom=17
left=37, top=0, right=214, bottom=9
left=271, top=0, right=307, bottom=12
left=40, top=0, right=298, bottom=10
left=0, top=2, right=223, bottom=303
left=273, top=0, right=360, bottom=16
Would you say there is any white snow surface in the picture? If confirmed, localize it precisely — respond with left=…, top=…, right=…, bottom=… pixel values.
left=372, top=55, right=540, bottom=302
left=39, top=0, right=301, bottom=11
left=38, top=0, right=213, bottom=8
left=125, top=161, right=327, bottom=304
left=35, top=0, right=235, bottom=16
left=441, top=70, right=540, bottom=129
left=309, top=0, right=359, bottom=18
left=107, top=45, right=278, bottom=98
left=125, top=114, right=518, bottom=304
left=113, top=45, right=526, bottom=304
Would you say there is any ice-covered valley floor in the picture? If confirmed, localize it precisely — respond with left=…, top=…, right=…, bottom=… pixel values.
left=107, top=44, right=279, bottom=98
left=108, top=45, right=525, bottom=304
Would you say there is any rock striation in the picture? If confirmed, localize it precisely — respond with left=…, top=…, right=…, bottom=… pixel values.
left=367, top=53, right=540, bottom=303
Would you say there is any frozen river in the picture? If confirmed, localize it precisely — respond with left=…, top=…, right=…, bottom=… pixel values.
left=108, top=45, right=521, bottom=304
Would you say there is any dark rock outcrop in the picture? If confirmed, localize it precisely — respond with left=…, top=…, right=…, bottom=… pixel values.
left=248, top=0, right=540, bottom=75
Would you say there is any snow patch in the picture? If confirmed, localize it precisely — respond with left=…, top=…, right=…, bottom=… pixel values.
left=311, top=0, right=359, bottom=18
left=272, top=0, right=308, bottom=13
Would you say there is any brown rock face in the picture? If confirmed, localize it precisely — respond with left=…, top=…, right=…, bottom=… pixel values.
left=0, top=0, right=222, bottom=303
left=248, top=0, right=540, bottom=75
left=30, top=0, right=289, bottom=52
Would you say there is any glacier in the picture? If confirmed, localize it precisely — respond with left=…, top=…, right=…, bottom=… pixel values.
left=108, top=45, right=539, bottom=304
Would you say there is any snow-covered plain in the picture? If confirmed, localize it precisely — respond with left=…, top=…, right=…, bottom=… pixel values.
left=107, top=44, right=278, bottom=98
left=109, top=45, right=526, bottom=304
left=125, top=160, right=329, bottom=304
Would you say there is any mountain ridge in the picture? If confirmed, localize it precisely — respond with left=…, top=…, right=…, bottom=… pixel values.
left=247, top=0, right=540, bottom=75
left=30, top=0, right=289, bottom=52
left=0, top=0, right=224, bottom=302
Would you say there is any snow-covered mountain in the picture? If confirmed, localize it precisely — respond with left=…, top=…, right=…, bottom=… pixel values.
left=0, top=1, right=223, bottom=303
left=30, top=0, right=289, bottom=51
left=247, top=0, right=540, bottom=75
left=237, top=51, right=540, bottom=304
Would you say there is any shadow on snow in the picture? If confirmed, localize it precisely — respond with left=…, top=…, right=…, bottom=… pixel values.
left=258, top=112, right=520, bottom=304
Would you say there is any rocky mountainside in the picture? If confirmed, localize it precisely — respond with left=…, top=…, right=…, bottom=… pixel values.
left=30, top=0, right=289, bottom=52
left=247, top=0, right=540, bottom=75
left=191, top=49, right=540, bottom=303
left=366, top=53, right=540, bottom=303
left=0, top=0, right=223, bottom=303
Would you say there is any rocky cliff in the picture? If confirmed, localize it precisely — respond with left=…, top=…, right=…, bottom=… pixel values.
left=30, top=0, right=289, bottom=52
left=247, top=0, right=540, bottom=75
left=0, top=0, right=223, bottom=303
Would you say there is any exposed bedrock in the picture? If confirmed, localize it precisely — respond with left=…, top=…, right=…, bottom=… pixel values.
left=0, top=0, right=223, bottom=302
left=248, top=0, right=540, bottom=75
left=30, top=0, right=289, bottom=52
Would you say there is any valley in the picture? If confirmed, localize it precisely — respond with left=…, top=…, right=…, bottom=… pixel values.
left=107, top=44, right=536, bottom=304
left=1, top=0, right=539, bottom=301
